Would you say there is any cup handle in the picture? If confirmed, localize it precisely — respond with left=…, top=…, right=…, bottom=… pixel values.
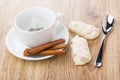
left=55, top=12, right=65, bottom=31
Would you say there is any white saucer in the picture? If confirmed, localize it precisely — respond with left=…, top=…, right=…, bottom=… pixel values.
left=6, top=25, right=69, bottom=60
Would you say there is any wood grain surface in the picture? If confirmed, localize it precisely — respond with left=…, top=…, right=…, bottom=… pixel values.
left=0, top=0, right=120, bottom=80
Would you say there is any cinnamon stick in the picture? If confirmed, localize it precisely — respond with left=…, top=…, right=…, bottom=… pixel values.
left=24, top=38, right=65, bottom=56
left=36, top=49, right=66, bottom=55
left=50, top=44, right=66, bottom=50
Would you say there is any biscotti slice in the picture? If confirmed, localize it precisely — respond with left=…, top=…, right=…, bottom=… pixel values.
left=69, top=21, right=100, bottom=39
left=71, top=35, right=91, bottom=65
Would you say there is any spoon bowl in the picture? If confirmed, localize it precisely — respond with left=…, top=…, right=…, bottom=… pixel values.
left=102, top=15, right=114, bottom=34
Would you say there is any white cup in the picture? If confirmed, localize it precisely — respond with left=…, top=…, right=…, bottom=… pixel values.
left=14, top=7, right=65, bottom=48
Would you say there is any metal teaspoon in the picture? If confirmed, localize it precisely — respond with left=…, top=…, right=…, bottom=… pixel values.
left=94, top=15, right=115, bottom=67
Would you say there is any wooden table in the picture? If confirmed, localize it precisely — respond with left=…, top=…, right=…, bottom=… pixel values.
left=0, top=0, right=120, bottom=80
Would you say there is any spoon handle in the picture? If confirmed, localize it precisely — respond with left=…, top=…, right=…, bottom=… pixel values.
left=94, top=35, right=106, bottom=67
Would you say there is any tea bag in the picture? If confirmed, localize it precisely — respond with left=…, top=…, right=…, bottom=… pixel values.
left=29, top=25, right=44, bottom=31
left=28, top=17, right=45, bottom=31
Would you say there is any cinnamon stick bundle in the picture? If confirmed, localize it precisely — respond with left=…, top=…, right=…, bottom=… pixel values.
left=24, top=38, right=66, bottom=56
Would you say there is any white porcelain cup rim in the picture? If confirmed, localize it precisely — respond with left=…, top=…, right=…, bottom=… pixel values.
left=14, top=7, right=57, bottom=33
